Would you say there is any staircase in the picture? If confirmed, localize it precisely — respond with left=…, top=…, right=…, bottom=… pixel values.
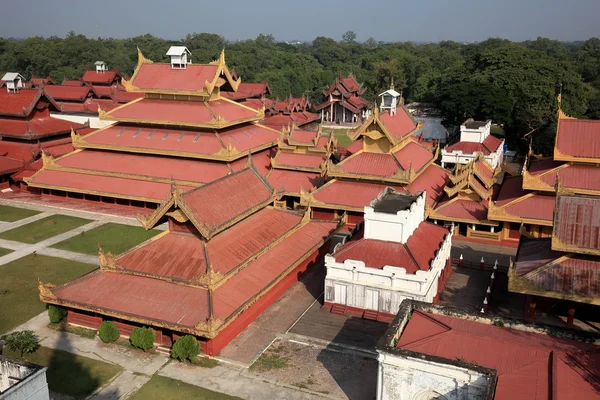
left=363, top=310, right=379, bottom=321
left=331, top=304, right=347, bottom=316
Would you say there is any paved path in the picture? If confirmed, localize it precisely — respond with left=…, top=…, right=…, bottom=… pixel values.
left=451, top=239, right=517, bottom=267
left=0, top=212, right=53, bottom=233
left=0, top=220, right=106, bottom=266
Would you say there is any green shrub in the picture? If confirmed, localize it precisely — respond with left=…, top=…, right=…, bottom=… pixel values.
left=3, top=330, right=40, bottom=358
left=98, top=321, right=120, bottom=343
left=47, top=305, right=67, bottom=323
left=171, top=335, right=200, bottom=362
left=129, top=327, right=155, bottom=351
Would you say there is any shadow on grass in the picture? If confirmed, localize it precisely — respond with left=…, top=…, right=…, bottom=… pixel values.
left=47, top=330, right=102, bottom=399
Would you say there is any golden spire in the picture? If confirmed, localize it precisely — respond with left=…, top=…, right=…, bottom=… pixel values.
left=390, top=77, right=395, bottom=90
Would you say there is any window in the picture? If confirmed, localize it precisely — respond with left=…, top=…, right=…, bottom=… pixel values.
left=334, top=284, right=347, bottom=304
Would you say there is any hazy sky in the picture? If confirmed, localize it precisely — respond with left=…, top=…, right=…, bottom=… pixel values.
left=3, top=0, right=599, bottom=42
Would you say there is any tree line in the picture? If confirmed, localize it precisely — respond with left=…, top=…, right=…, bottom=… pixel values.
left=1, top=31, right=599, bottom=154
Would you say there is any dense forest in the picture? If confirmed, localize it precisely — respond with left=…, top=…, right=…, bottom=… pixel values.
left=1, top=32, right=599, bottom=154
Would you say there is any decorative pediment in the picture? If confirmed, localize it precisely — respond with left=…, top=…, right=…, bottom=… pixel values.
left=38, top=280, right=57, bottom=300
left=98, top=246, right=119, bottom=270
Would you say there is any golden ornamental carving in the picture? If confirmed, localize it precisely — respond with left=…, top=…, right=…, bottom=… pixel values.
left=71, top=128, right=85, bottom=147
left=38, top=280, right=57, bottom=299
left=195, top=317, right=224, bottom=334
left=166, top=209, right=188, bottom=223
left=121, top=78, right=137, bottom=92
left=137, top=47, right=153, bottom=66
left=41, top=151, right=55, bottom=168
left=194, top=269, right=224, bottom=287
left=301, top=206, right=312, bottom=225
left=97, top=107, right=109, bottom=120
left=98, top=246, right=119, bottom=270
left=299, top=187, right=312, bottom=204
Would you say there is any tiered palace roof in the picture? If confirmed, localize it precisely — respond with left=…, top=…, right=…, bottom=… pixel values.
left=39, top=166, right=341, bottom=345
left=25, top=48, right=285, bottom=203
left=509, top=108, right=600, bottom=305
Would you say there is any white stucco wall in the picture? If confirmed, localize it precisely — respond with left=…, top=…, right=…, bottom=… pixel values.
left=50, top=113, right=115, bottom=129
left=0, top=359, right=49, bottom=400
left=459, top=120, right=491, bottom=143
left=440, top=141, right=504, bottom=169
left=364, top=192, right=426, bottom=244
left=377, top=352, right=490, bottom=400
left=324, top=224, right=453, bottom=312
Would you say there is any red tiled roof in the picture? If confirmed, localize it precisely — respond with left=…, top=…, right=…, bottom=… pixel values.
left=335, top=151, right=401, bottom=177
left=0, top=117, right=84, bottom=138
left=434, top=198, right=488, bottom=222
left=406, top=164, right=450, bottom=207
left=62, top=79, right=83, bottom=86
left=131, top=63, right=218, bottom=92
left=312, top=180, right=405, bottom=210
left=531, top=162, right=600, bottom=192
left=213, top=220, right=338, bottom=319
left=554, top=195, right=600, bottom=252
left=0, top=137, right=73, bottom=162
left=288, top=129, right=318, bottom=144
left=398, top=309, right=600, bottom=400
left=495, top=175, right=555, bottom=222
left=495, top=176, right=526, bottom=207
left=528, top=158, right=563, bottom=176
left=178, top=168, right=274, bottom=236
left=45, top=85, right=91, bottom=101
left=0, top=156, right=24, bottom=175
left=28, top=169, right=194, bottom=201
left=108, top=98, right=258, bottom=127
left=262, top=112, right=320, bottom=129
left=82, top=70, right=118, bottom=85
left=241, top=98, right=272, bottom=110
left=556, top=118, right=600, bottom=160
left=474, top=159, right=494, bottom=182
left=0, top=89, right=42, bottom=116
left=217, top=124, right=281, bottom=152
left=273, top=152, right=325, bottom=169
left=91, top=85, right=113, bottom=98
left=445, top=134, right=503, bottom=155
left=267, top=169, right=322, bottom=194
left=54, top=271, right=209, bottom=328
left=337, top=138, right=362, bottom=159
left=230, top=148, right=272, bottom=177
left=221, top=82, right=270, bottom=101
left=56, top=149, right=230, bottom=184
left=379, top=107, right=417, bottom=139
left=393, top=141, right=434, bottom=172
left=334, top=222, right=448, bottom=272
left=111, top=90, right=144, bottom=103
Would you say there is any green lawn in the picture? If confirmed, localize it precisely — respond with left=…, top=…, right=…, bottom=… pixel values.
left=130, top=375, right=242, bottom=400
left=0, top=247, right=13, bottom=257
left=0, top=205, right=40, bottom=222
left=0, top=254, right=97, bottom=334
left=52, top=222, right=160, bottom=255
left=0, top=215, right=91, bottom=244
left=4, top=346, right=122, bottom=399
left=332, top=129, right=354, bottom=147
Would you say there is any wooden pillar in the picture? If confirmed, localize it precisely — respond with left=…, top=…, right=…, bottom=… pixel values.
left=567, top=305, right=576, bottom=327
left=524, top=295, right=536, bottom=321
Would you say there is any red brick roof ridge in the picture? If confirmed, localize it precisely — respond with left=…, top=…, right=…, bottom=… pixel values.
left=396, top=310, right=453, bottom=348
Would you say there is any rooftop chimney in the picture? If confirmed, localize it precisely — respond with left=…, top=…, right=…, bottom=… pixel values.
left=378, top=87, right=401, bottom=116
left=166, top=46, right=192, bottom=70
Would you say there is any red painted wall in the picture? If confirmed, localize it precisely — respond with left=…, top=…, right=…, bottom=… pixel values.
left=204, top=243, right=327, bottom=356
left=68, top=310, right=102, bottom=329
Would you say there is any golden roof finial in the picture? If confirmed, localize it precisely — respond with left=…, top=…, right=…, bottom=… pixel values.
left=219, top=49, right=226, bottom=67
left=41, top=151, right=55, bottom=168
left=38, top=279, right=57, bottom=300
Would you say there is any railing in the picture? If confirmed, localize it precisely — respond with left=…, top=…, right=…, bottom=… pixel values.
left=450, top=257, right=508, bottom=273
left=466, top=228, right=501, bottom=241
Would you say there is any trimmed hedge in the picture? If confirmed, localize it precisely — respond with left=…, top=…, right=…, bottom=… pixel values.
left=129, top=327, right=155, bottom=351
left=47, top=305, right=67, bottom=323
left=171, top=335, right=199, bottom=362
left=98, top=321, right=120, bottom=343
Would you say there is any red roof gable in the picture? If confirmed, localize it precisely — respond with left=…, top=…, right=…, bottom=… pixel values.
left=178, top=168, right=275, bottom=237
left=62, top=79, right=84, bottom=86
left=221, top=82, right=270, bottom=101
left=379, top=108, right=417, bottom=139
left=556, top=118, right=600, bottom=160
left=131, top=63, right=218, bottom=92
left=267, top=169, right=322, bottom=194
left=217, top=124, right=281, bottom=152
left=393, top=141, right=434, bottom=172
left=312, top=180, right=405, bottom=210
left=495, top=175, right=555, bottom=222
left=45, top=85, right=91, bottom=102
left=406, top=164, right=450, bottom=207
left=0, top=117, right=84, bottom=139
left=273, top=152, right=325, bottom=169
left=336, top=151, right=402, bottom=177
left=0, top=89, right=49, bottom=117
left=334, top=222, right=448, bottom=272
left=108, top=98, right=258, bottom=127
left=0, top=156, right=24, bottom=175
left=398, top=309, right=600, bottom=400
left=55, top=149, right=231, bottom=184
left=82, top=70, right=118, bottom=85
left=554, top=194, right=600, bottom=252
left=433, top=198, right=489, bottom=222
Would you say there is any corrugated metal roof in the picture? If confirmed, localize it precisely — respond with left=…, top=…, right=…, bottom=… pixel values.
left=554, top=195, right=600, bottom=251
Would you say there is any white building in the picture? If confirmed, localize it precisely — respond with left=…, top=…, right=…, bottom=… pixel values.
left=1, top=73, right=24, bottom=93
left=166, top=46, right=192, bottom=69
left=441, top=119, right=504, bottom=169
left=323, top=189, right=453, bottom=319
left=0, top=356, right=49, bottom=400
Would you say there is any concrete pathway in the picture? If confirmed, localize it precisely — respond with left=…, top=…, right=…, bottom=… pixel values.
left=0, top=212, right=53, bottom=233
left=89, top=371, right=151, bottom=400
left=0, top=220, right=106, bottom=266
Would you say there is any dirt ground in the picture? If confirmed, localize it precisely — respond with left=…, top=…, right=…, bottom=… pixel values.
left=247, top=339, right=377, bottom=400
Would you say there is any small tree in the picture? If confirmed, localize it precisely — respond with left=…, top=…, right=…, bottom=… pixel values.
left=171, top=335, right=200, bottom=362
left=47, top=305, right=67, bottom=323
left=4, top=331, right=40, bottom=358
left=98, top=321, right=120, bottom=343
left=129, top=327, right=155, bottom=351
left=341, top=30, right=357, bottom=44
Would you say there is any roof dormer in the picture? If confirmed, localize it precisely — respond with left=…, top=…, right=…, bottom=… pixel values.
left=94, top=61, right=107, bottom=73
left=166, top=46, right=192, bottom=69
left=1, top=72, right=24, bottom=93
